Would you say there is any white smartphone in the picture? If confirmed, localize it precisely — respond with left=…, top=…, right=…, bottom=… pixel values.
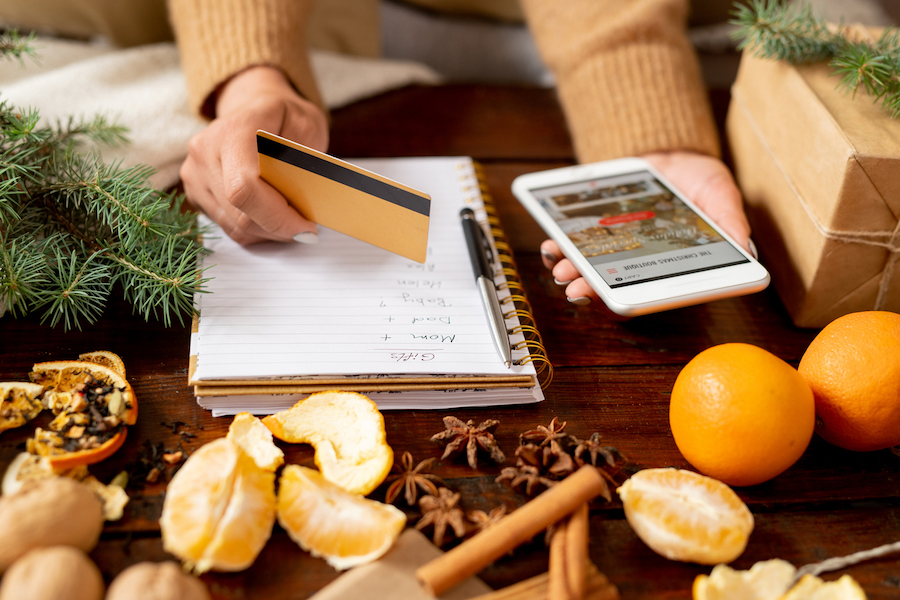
left=511, top=157, right=770, bottom=317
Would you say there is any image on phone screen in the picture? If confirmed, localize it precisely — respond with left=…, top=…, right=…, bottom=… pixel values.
left=528, top=170, right=749, bottom=288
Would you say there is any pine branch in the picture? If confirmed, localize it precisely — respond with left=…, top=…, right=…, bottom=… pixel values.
left=114, top=237, right=212, bottom=327
left=0, top=30, right=36, bottom=64
left=37, top=245, right=112, bottom=330
left=730, top=0, right=900, bottom=119
left=730, top=0, right=839, bottom=63
left=0, top=232, right=48, bottom=317
left=0, top=35, right=210, bottom=330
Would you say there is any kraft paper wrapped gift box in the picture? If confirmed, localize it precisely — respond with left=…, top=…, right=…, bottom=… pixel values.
left=726, top=52, right=900, bottom=328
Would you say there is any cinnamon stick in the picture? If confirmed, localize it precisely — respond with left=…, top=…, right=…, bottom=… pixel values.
left=416, top=465, right=610, bottom=597
left=548, top=503, right=589, bottom=600
left=548, top=520, right=570, bottom=600
left=566, top=503, right=590, bottom=600
left=468, top=564, right=619, bottom=600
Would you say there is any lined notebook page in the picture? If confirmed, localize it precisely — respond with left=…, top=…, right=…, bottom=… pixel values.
left=192, top=157, right=536, bottom=382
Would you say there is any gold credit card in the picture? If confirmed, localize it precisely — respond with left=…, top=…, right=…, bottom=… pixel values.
left=257, top=130, right=430, bottom=262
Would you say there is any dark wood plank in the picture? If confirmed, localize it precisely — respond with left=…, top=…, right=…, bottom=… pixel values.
left=90, top=501, right=900, bottom=600
left=2, top=83, right=897, bottom=600
left=327, top=84, right=573, bottom=162
left=6, top=352, right=897, bottom=533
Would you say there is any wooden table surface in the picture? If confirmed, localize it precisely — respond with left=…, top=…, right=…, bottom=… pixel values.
left=2, top=84, right=900, bottom=599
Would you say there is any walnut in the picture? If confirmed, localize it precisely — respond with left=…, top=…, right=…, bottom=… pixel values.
left=0, top=478, right=103, bottom=572
left=0, top=546, right=103, bottom=600
left=106, top=561, right=211, bottom=600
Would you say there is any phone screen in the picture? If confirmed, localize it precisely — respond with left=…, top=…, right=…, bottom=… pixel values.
left=529, top=170, right=749, bottom=288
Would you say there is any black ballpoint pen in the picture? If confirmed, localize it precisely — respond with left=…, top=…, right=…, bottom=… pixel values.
left=460, top=208, right=513, bottom=368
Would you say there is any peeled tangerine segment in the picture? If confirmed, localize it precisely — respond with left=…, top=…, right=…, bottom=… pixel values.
left=781, top=574, right=868, bottom=600
left=617, top=468, right=754, bottom=565
left=262, top=391, right=393, bottom=495
left=693, top=559, right=797, bottom=600
left=160, top=438, right=276, bottom=574
left=693, top=561, right=868, bottom=600
left=227, top=412, right=284, bottom=472
left=196, top=452, right=277, bottom=574
left=277, top=465, right=406, bottom=571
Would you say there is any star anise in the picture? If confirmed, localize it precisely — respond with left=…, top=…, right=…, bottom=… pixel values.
left=496, top=465, right=557, bottom=496
left=544, top=439, right=576, bottom=477
left=466, top=504, right=507, bottom=534
left=515, top=441, right=574, bottom=477
left=431, top=416, right=506, bottom=469
left=415, top=487, right=467, bottom=547
left=514, top=443, right=543, bottom=468
left=519, top=416, right=571, bottom=448
left=384, top=451, right=444, bottom=506
left=572, top=432, right=625, bottom=473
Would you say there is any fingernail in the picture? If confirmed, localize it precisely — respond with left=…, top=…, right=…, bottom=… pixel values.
left=748, top=238, right=758, bottom=259
left=293, top=232, right=319, bottom=244
left=541, top=248, right=559, bottom=263
left=554, top=277, right=574, bottom=286
left=567, top=296, right=592, bottom=306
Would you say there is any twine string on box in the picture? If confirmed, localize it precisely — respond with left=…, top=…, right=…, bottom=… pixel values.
left=732, top=91, right=900, bottom=310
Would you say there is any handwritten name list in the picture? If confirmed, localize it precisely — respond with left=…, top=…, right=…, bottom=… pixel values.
left=191, top=157, right=535, bottom=382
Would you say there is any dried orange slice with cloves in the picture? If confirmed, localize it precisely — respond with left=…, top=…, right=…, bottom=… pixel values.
left=0, top=382, right=45, bottom=434
left=27, top=358, right=137, bottom=469
left=77, top=350, right=127, bottom=379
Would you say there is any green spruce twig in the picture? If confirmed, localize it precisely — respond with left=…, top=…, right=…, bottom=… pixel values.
left=0, top=32, right=210, bottom=330
left=0, top=30, right=36, bottom=64
left=731, top=0, right=900, bottom=118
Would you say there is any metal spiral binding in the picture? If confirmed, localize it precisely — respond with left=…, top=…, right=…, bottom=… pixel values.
left=469, top=161, right=554, bottom=389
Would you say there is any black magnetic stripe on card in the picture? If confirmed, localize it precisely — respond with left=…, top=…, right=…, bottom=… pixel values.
left=257, top=136, right=431, bottom=217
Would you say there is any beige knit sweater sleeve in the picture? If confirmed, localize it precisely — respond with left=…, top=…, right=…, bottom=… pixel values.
left=167, top=0, right=323, bottom=118
left=521, top=0, right=720, bottom=162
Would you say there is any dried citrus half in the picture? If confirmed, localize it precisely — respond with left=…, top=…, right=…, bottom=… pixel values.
left=27, top=360, right=137, bottom=469
left=262, top=391, right=393, bottom=495
left=693, top=559, right=797, bottom=600
left=160, top=437, right=276, bottom=574
left=277, top=465, right=406, bottom=571
left=0, top=382, right=45, bottom=434
left=227, top=412, right=284, bottom=471
left=617, top=468, right=754, bottom=565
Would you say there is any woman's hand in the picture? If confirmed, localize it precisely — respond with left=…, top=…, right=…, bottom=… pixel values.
left=541, top=151, right=752, bottom=307
left=180, top=66, right=329, bottom=245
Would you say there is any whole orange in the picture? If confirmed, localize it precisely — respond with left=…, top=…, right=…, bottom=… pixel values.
left=669, top=343, right=815, bottom=487
left=798, top=311, right=900, bottom=452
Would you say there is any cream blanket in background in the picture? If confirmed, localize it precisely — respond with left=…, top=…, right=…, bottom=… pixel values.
left=0, top=38, right=441, bottom=189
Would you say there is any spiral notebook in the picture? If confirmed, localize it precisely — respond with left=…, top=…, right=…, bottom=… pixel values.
left=188, top=156, right=551, bottom=415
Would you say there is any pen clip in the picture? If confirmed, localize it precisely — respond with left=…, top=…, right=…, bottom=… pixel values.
left=461, top=208, right=496, bottom=279
left=476, top=219, right=497, bottom=275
